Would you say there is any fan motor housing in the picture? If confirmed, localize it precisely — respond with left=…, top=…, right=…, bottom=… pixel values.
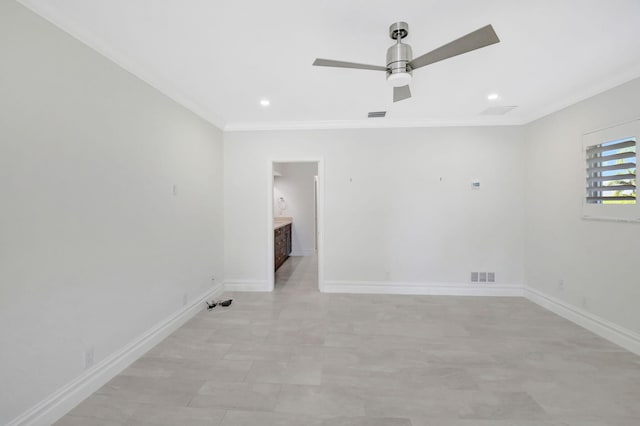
left=386, top=39, right=413, bottom=76
left=387, top=22, right=412, bottom=78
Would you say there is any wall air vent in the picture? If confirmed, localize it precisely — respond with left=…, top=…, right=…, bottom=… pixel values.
left=368, top=111, right=387, bottom=118
left=480, top=106, right=518, bottom=116
left=471, top=271, right=495, bottom=283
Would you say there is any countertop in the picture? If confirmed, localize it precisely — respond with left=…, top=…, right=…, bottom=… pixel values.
left=274, top=217, right=292, bottom=230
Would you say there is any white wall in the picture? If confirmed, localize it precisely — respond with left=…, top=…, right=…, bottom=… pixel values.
left=274, top=162, right=318, bottom=256
left=0, top=2, right=224, bottom=423
left=225, top=127, right=526, bottom=290
left=524, top=77, right=640, bottom=335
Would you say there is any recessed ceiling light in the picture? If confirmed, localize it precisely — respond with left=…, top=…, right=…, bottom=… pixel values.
left=487, top=93, right=499, bottom=101
left=260, top=99, right=270, bottom=106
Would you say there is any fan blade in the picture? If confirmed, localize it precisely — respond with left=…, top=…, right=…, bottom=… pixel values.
left=313, top=58, right=387, bottom=71
left=393, top=85, right=411, bottom=102
left=408, top=24, right=500, bottom=70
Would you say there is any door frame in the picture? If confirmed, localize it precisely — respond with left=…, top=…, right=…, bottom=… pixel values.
left=267, top=158, right=324, bottom=292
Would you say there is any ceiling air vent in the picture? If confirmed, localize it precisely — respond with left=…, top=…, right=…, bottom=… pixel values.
left=480, top=105, right=518, bottom=115
left=368, top=111, right=387, bottom=118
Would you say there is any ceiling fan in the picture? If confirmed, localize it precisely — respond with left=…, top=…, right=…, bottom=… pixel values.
left=313, top=22, right=500, bottom=102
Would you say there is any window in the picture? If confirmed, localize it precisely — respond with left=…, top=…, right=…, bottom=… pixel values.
left=583, top=119, right=640, bottom=221
left=586, top=137, right=636, bottom=204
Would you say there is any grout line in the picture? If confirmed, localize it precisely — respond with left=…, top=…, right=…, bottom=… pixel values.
left=219, top=410, right=229, bottom=425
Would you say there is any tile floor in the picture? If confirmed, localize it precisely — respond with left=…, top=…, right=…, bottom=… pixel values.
left=56, top=255, right=640, bottom=425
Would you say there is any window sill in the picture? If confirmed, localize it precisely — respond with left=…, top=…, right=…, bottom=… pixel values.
left=582, top=215, right=640, bottom=224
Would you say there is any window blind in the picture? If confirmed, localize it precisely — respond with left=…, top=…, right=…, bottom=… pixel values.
left=586, top=137, right=636, bottom=204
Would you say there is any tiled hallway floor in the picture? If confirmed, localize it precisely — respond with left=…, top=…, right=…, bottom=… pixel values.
left=56, top=256, right=640, bottom=425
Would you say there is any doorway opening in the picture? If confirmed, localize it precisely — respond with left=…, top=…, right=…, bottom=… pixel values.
left=268, top=160, right=323, bottom=292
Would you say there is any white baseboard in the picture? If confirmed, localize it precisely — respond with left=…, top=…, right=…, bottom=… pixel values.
left=323, top=280, right=524, bottom=297
left=8, top=284, right=224, bottom=426
left=524, top=286, right=640, bottom=356
left=224, top=280, right=269, bottom=292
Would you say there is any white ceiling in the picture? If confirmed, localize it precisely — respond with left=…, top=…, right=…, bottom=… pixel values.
left=19, top=0, right=640, bottom=131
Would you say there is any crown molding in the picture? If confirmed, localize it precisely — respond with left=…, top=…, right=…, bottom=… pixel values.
left=17, top=0, right=226, bottom=132
left=518, top=62, right=640, bottom=125
left=223, top=117, right=524, bottom=132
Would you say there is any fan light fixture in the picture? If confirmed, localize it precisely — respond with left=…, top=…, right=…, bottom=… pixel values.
left=386, top=72, right=412, bottom=87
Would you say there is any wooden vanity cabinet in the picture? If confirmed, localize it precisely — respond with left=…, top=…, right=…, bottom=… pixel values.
left=274, top=223, right=292, bottom=271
